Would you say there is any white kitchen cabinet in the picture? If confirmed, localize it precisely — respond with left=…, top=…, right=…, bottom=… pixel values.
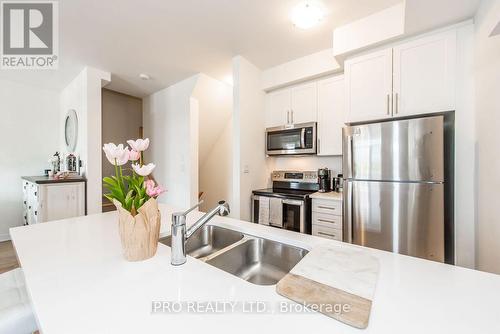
left=265, top=81, right=317, bottom=128
left=345, top=48, right=393, bottom=123
left=345, top=28, right=458, bottom=123
left=392, top=30, right=456, bottom=117
left=22, top=177, right=86, bottom=224
left=290, top=81, right=317, bottom=125
left=317, top=75, right=345, bottom=156
left=266, top=89, right=291, bottom=128
left=40, top=183, right=85, bottom=222
left=311, top=197, right=343, bottom=241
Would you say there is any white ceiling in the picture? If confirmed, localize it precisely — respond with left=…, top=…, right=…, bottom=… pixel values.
left=0, top=0, right=480, bottom=97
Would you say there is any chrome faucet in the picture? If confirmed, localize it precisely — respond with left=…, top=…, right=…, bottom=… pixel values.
left=170, top=200, right=230, bottom=266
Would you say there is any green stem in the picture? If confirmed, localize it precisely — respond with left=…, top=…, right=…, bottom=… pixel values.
left=114, top=159, right=125, bottom=201
left=114, top=159, right=119, bottom=179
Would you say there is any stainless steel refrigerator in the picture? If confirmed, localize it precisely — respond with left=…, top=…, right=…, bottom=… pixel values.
left=343, top=115, right=454, bottom=264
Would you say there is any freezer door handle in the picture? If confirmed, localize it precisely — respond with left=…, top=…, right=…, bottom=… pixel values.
left=345, top=134, right=354, bottom=179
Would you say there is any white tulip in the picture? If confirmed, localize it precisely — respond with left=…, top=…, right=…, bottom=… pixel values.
left=103, top=143, right=129, bottom=166
left=127, top=138, right=150, bottom=152
left=132, top=163, right=155, bottom=176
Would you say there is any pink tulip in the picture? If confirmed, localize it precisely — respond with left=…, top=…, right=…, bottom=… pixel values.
left=144, top=179, right=166, bottom=198
left=128, top=149, right=140, bottom=161
left=132, top=163, right=155, bottom=176
left=127, top=138, right=150, bottom=152
left=102, top=143, right=129, bottom=166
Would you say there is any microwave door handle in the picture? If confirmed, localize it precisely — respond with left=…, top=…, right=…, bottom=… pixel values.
left=300, top=128, right=306, bottom=148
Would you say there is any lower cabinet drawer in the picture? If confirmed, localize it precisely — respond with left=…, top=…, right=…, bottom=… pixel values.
left=312, top=199, right=342, bottom=215
left=312, top=224, right=342, bottom=241
left=312, top=212, right=342, bottom=230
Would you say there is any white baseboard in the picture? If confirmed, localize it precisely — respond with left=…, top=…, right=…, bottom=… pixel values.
left=0, top=233, right=11, bottom=242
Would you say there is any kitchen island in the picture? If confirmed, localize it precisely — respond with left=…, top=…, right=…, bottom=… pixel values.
left=10, top=204, right=500, bottom=333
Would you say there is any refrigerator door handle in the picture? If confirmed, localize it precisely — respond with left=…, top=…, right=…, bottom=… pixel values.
left=343, top=181, right=353, bottom=243
left=345, top=134, right=354, bottom=179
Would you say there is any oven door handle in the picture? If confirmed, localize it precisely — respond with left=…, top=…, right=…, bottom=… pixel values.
left=282, top=199, right=303, bottom=206
left=300, top=128, right=306, bottom=149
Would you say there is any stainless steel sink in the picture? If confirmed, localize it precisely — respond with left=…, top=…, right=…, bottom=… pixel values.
left=159, top=225, right=244, bottom=259
left=206, top=238, right=308, bottom=285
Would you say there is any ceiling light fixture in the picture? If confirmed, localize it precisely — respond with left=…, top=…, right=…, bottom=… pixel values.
left=139, top=73, right=151, bottom=80
left=291, top=2, right=325, bottom=29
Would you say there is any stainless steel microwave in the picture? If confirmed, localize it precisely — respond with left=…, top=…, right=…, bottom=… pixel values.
left=265, top=122, right=317, bottom=155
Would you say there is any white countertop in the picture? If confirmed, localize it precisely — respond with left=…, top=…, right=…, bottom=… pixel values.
left=10, top=204, right=500, bottom=334
left=310, top=191, right=343, bottom=200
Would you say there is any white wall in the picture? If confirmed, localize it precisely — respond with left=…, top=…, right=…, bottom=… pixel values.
left=192, top=74, right=233, bottom=212
left=143, top=73, right=233, bottom=212
left=454, top=23, right=476, bottom=269
left=143, top=75, right=199, bottom=209
left=0, top=78, right=59, bottom=241
left=261, top=49, right=341, bottom=91
left=199, top=120, right=233, bottom=212
left=59, top=67, right=111, bottom=214
left=232, top=56, right=270, bottom=221
left=333, top=3, right=405, bottom=57
left=474, top=0, right=500, bottom=274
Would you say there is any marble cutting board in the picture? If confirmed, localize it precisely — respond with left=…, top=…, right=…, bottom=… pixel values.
left=276, top=243, right=380, bottom=329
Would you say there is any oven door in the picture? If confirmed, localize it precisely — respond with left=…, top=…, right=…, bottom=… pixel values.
left=266, top=122, right=316, bottom=155
left=282, top=199, right=306, bottom=233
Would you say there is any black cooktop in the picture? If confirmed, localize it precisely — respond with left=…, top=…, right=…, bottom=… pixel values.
left=252, top=188, right=315, bottom=200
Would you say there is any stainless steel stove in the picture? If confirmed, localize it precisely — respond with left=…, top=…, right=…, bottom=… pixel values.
left=252, top=171, right=319, bottom=234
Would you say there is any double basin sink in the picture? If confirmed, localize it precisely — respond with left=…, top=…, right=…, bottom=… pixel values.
left=159, top=225, right=308, bottom=286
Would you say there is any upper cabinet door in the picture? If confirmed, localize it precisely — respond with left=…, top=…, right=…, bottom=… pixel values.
left=290, top=81, right=317, bottom=124
left=393, top=30, right=457, bottom=117
left=345, top=48, right=393, bottom=123
left=317, top=75, right=345, bottom=156
left=266, top=88, right=291, bottom=128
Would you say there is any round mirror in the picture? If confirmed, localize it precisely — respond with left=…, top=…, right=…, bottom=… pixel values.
left=64, top=109, right=78, bottom=152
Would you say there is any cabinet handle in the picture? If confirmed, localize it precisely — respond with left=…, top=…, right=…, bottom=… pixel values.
left=395, top=93, right=399, bottom=114
left=318, top=231, right=336, bottom=238
left=317, top=139, right=321, bottom=154
left=318, top=218, right=336, bottom=224
left=386, top=94, right=390, bottom=115
left=286, top=110, right=290, bottom=124
left=291, top=110, right=294, bottom=124
left=318, top=206, right=335, bottom=210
